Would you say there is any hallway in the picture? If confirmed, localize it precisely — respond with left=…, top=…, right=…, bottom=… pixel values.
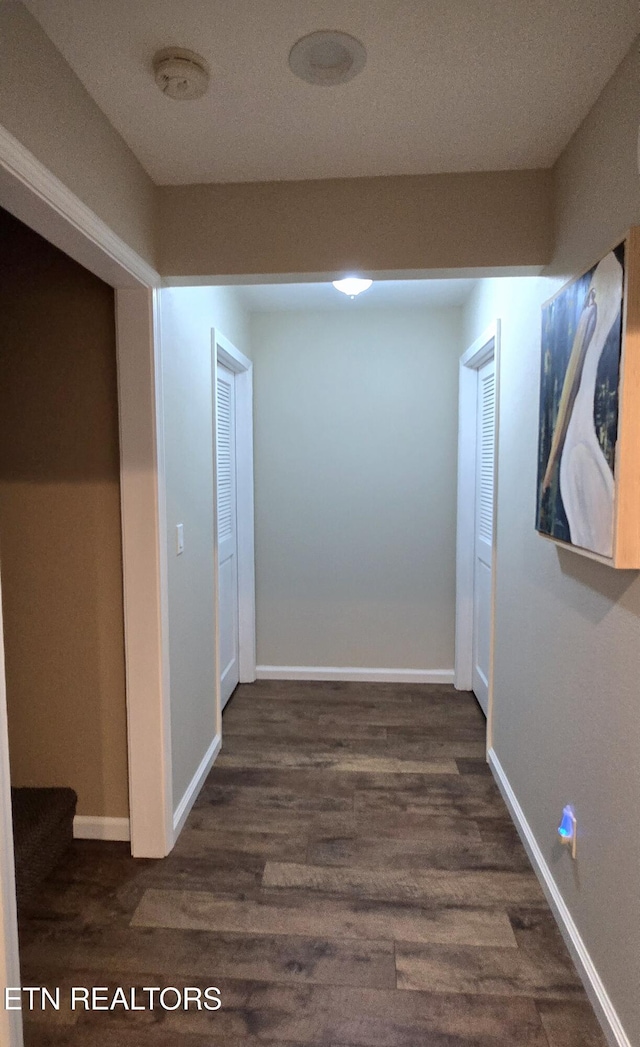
left=19, top=682, right=604, bottom=1046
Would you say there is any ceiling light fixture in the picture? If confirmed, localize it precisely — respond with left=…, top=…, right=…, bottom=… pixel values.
left=153, top=48, right=210, bottom=101
left=332, top=277, right=373, bottom=299
left=289, top=31, right=367, bottom=87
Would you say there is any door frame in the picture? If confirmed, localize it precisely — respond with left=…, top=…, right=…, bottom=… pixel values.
left=0, top=122, right=172, bottom=1047
left=212, top=330, right=256, bottom=716
left=0, top=584, right=22, bottom=1046
left=455, top=321, right=501, bottom=746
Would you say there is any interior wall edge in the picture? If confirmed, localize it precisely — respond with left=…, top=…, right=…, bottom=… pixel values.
left=72, top=817, right=131, bottom=843
left=548, top=32, right=640, bottom=279
left=172, top=733, right=221, bottom=844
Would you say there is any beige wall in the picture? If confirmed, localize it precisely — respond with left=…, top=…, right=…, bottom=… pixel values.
left=463, top=35, right=640, bottom=1045
left=158, top=170, right=552, bottom=278
left=0, top=207, right=128, bottom=818
left=552, top=40, right=640, bottom=278
left=251, top=306, right=462, bottom=671
left=0, top=2, right=156, bottom=267
left=159, top=287, right=251, bottom=809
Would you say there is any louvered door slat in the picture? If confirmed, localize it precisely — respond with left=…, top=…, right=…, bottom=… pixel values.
left=472, top=351, right=496, bottom=718
left=477, top=369, right=495, bottom=544
left=217, top=374, right=234, bottom=541
left=217, top=359, right=240, bottom=709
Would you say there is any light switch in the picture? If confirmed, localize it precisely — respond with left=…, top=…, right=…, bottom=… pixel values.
left=176, top=523, right=184, bottom=555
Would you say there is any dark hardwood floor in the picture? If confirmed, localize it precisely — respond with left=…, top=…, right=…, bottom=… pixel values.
left=18, top=681, right=606, bottom=1046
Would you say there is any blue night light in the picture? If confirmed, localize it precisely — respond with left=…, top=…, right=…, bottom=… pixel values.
left=558, top=805, right=574, bottom=838
left=557, top=805, right=577, bottom=859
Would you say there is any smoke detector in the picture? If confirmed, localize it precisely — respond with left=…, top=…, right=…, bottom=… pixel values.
left=153, top=48, right=210, bottom=101
left=289, top=30, right=367, bottom=87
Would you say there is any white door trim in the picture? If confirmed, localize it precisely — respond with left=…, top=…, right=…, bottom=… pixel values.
left=0, top=583, right=23, bottom=1047
left=455, top=321, right=501, bottom=744
left=115, top=290, right=173, bottom=858
left=0, top=124, right=158, bottom=290
left=0, top=122, right=171, bottom=1047
left=212, top=331, right=257, bottom=690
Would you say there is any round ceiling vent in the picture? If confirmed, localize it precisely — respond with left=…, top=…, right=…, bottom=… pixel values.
left=153, top=48, right=210, bottom=101
left=288, top=30, right=366, bottom=87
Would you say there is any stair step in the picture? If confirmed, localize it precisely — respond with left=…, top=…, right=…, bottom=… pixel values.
left=11, top=787, right=77, bottom=907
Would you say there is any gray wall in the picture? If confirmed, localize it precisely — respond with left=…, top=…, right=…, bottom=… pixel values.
left=160, top=286, right=251, bottom=811
left=464, top=36, right=640, bottom=1044
left=251, top=306, right=462, bottom=672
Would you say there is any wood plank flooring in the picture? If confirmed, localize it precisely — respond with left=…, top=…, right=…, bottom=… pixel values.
left=18, top=680, right=606, bottom=1047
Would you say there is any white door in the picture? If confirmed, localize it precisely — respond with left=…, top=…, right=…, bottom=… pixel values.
left=216, top=363, right=240, bottom=709
left=471, top=357, right=496, bottom=715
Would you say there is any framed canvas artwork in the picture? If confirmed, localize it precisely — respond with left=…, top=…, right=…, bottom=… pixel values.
left=536, top=227, right=640, bottom=568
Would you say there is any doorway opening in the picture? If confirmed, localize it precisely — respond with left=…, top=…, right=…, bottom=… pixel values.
left=220, top=278, right=476, bottom=688
left=0, top=127, right=166, bottom=1047
left=0, top=203, right=149, bottom=1045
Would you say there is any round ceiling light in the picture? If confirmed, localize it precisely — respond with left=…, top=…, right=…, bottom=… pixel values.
left=333, top=277, right=373, bottom=298
left=289, top=31, right=367, bottom=87
left=153, top=48, right=210, bottom=101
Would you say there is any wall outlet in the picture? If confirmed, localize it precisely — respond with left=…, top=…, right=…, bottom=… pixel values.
left=176, top=523, right=184, bottom=555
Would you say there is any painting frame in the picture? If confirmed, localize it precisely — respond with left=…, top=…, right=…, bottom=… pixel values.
left=536, top=227, right=640, bottom=569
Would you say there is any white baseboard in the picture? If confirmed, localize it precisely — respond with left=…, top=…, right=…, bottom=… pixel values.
left=172, top=733, right=221, bottom=841
left=255, top=666, right=455, bottom=684
left=73, top=816, right=130, bottom=842
left=488, top=748, right=630, bottom=1047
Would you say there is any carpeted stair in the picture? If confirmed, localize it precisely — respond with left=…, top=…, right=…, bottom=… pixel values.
left=11, top=787, right=77, bottom=907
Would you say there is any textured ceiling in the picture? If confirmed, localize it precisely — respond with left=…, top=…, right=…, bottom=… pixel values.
left=24, top=0, right=640, bottom=185
left=234, top=278, right=477, bottom=312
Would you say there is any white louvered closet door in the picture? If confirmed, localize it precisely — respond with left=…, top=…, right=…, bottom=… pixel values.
left=216, top=363, right=240, bottom=709
left=472, top=357, right=496, bottom=715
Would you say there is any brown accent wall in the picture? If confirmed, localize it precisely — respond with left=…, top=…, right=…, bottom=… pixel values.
left=0, top=207, right=128, bottom=818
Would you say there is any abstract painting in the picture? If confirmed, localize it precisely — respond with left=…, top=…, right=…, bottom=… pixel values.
left=536, top=245, right=625, bottom=559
